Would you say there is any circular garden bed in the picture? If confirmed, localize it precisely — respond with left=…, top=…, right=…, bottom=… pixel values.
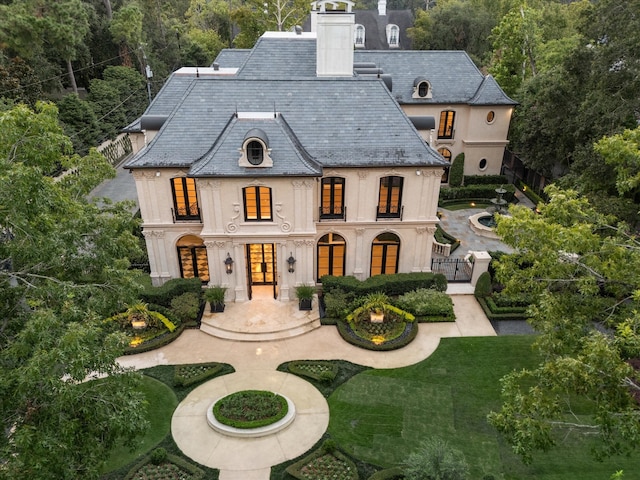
left=207, top=390, right=296, bottom=438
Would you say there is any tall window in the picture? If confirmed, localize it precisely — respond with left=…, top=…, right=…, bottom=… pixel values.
left=317, top=233, right=345, bottom=281
left=388, top=25, right=399, bottom=48
left=354, top=24, right=365, bottom=47
left=377, top=176, right=403, bottom=218
left=243, top=186, right=272, bottom=221
left=320, top=177, right=345, bottom=219
left=177, top=235, right=209, bottom=282
left=438, top=148, right=452, bottom=183
left=171, top=177, right=200, bottom=221
left=371, top=232, right=400, bottom=276
left=438, top=110, right=455, bottom=139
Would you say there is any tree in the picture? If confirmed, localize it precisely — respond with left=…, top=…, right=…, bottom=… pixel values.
left=109, top=2, right=146, bottom=71
left=57, top=94, right=102, bottom=155
left=594, top=126, right=640, bottom=198
left=0, top=102, right=148, bottom=479
left=488, top=186, right=640, bottom=464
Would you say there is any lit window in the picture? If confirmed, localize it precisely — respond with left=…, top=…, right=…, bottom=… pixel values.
left=354, top=24, right=365, bottom=47
left=377, top=176, right=403, bottom=218
left=438, top=110, right=455, bottom=139
left=171, top=177, right=200, bottom=221
left=486, top=111, right=495, bottom=123
left=243, top=186, right=272, bottom=221
left=317, top=233, right=346, bottom=281
left=371, top=232, right=400, bottom=276
left=438, top=148, right=452, bottom=183
left=320, top=177, right=345, bottom=219
left=177, top=235, right=209, bottom=282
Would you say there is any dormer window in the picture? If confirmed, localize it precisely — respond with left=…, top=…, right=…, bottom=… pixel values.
left=387, top=24, right=399, bottom=48
left=412, top=77, right=432, bottom=99
left=354, top=24, right=365, bottom=48
left=239, top=128, right=273, bottom=168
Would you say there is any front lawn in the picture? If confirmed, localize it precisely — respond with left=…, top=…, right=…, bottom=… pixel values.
left=326, top=336, right=639, bottom=480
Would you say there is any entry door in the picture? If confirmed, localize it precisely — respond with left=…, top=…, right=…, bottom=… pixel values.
left=247, top=244, right=276, bottom=285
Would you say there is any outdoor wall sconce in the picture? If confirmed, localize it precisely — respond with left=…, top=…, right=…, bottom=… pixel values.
left=224, top=253, right=234, bottom=274
left=287, top=253, right=296, bottom=273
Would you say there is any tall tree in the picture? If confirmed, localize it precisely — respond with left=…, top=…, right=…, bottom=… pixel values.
left=488, top=186, right=640, bottom=464
left=0, top=102, right=147, bottom=479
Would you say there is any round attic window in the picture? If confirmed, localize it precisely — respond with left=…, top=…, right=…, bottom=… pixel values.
left=479, top=158, right=488, bottom=171
left=486, top=111, right=495, bottom=123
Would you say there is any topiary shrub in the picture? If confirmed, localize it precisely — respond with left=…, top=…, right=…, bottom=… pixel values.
left=449, top=152, right=465, bottom=187
left=474, top=272, right=492, bottom=298
left=150, top=447, right=167, bottom=465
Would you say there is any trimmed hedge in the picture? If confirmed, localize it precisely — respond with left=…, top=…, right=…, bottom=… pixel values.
left=123, top=452, right=205, bottom=480
left=464, top=174, right=508, bottom=185
left=336, top=319, right=418, bottom=351
left=449, top=152, right=464, bottom=187
left=174, top=362, right=225, bottom=387
left=320, top=272, right=447, bottom=296
left=213, top=390, right=288, bottom=429
left=140, top=277, right=203, bottom=308
left=476, top=296, right=529, bottom=321
left=516, top=179, right=547, bottom=206
left=434, top=224, right=460, bottom=253
left=286, top=443, right=359, bottom=480
left=368, top=467, right=405, bottom=479
left=123, top=323, right=186, bottom=355
left=439, top=183, right=516, bottom=202
left=288, top=360, right=338, bottom=383
left=474, top=272, right=492, bottom=298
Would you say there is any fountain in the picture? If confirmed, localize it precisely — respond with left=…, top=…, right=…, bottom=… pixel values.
left=468, top=186, right=509, bottom=239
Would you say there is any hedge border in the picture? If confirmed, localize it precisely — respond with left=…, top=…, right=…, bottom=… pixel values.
left=212, top=390, right=289, bottom=429
left=287, top=360, right=339, bottom=383
left=336, top=320, right=418, bottom=351
left=123, top=452, right=205, bottom=480
left=475, top=296, right=529, bottom=321
left=286, top=446, right=359, bottom=480
left=174, top=362, right=225, bottom=388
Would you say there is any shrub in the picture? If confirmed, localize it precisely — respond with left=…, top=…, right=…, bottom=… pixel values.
left=213, top=390, right=288, bottom=429
left=140, top=277, right=203, bottom=308
left=474, top=272, right=492, bottom=298
left=322, top=439, right=337, bottom=454
left=321, top=273, right=447, bottom=297
left=174, top=362, right=225, bottom=387
left=449, top=152, right=464, bottom=187
left=439, top=183, right=516, bottom=202
left=323, top=289, right=356, bottom=319
left=150, top=447, right=167, bottom=465
left=463, top=174, right=508, bottom=185
left=395, top=288, right=454, bottom=320
left=434, top=225, right=460, bottom=253
left=403, top=437, right=469, bottom=480
left=170, top=292, right=201, bottom=322
left=288, top=360, right=338, bottom=383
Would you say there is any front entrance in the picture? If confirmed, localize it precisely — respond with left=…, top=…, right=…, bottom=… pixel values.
left=246, top=243, right=277, bottom=299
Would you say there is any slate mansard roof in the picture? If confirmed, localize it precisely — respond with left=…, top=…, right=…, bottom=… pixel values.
left=212, top=38, right=516, bottom=106
left=125, top=76, right=447, bottom=176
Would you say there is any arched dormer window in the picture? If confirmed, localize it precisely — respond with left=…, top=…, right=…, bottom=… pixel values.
left=386, top=24, right=399, bottom=48
left=412, top=77, right=432, bottom=99
left=354, top=24, right=365, bottom=48
left=239, top=128, right=273, bottom=167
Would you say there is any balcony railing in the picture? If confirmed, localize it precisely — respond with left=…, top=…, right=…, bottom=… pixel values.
left=319, top=205, right=347, bottom=221
left=376, top=205, right=403, bottom=221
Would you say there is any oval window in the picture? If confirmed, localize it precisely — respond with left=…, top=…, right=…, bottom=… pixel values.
left=479, top=158, right=488, bottom=171
left=486, top=111, right=495, bottom=123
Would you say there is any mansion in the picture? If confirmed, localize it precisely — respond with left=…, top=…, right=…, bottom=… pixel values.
left=124, top=1, right=515, bottom=302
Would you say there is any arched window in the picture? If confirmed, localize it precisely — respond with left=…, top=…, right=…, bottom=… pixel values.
left=239, top=129, right=272, bottom=167
left=438, top=148, right=452, bottom=183
left=412, top=77, right=432, bottom=99
left=246, top=140, right=264, bottom=165
left=171, top=177, right=200, bottom=221
left=371, top=232, right=400, bottom=276
left=354, top=24, right=365, bottom=47
left=177, top=235, right=209, bottom=282
left=317, top=233, right=346, bottom=281
left=387, top=24, right=399, bottom=48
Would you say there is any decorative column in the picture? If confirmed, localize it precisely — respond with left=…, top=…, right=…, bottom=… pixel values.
left=143, top=230, right=170, bottom=286
left=199, top=180, right=224, bottom=234
left=412, top=226, right=426, bottom=272
left=232, top=243, right=247, bottom=302
left=357, top=171, right=368, bottom=221
left=353, top=228, right=365, bottom=279
left=424, top=226, right=437, bottom=272
left=469, top=251, right=491, bottom=286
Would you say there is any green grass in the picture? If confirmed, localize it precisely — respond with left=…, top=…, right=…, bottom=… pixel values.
left=326, top=336, right=640, bottom=480
left=101, top=376, right=178, bottom=473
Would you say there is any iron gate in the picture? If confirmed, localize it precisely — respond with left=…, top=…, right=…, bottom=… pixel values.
left=431, top=257, right=473, bottom=282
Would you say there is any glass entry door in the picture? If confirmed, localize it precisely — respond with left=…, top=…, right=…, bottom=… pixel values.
left=247, top=243, right=276, bottom=285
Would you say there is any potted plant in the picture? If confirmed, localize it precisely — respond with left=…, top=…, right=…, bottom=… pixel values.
left=205, top=285, right=227, bottom=313
left=295, top=284, right=315, bottom=311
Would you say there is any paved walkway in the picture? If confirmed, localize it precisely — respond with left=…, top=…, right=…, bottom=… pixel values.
left=118, top=294, right=494, bottom=479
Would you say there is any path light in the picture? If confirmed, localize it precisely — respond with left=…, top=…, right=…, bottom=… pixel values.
left=224, top=253, right=233, bottom=274
left=287, top=253, right=296, bottom=273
